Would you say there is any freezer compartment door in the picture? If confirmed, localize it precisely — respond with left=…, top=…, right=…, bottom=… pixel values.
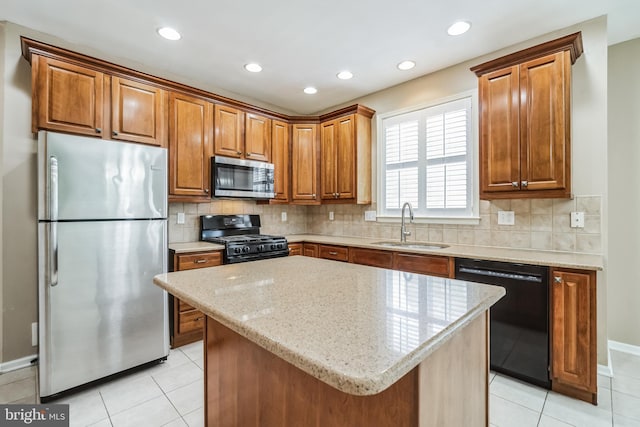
left=38, top=220, right=169, bottom=398
left=38, top=131, right=167, bottom=220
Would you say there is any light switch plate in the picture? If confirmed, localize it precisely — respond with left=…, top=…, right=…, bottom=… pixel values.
left=329, top=211, right=335, bottom=221
left=570, top=211, right=585, bottom=228
left=364, top=211, right=377, bottom=221
left=176, top=212, right=185, bottom=224
left=32, top=322, right=38, bottom=346
left=497, top=211, right=515, bottom=225
left=281, top=212, right=287, bottom=222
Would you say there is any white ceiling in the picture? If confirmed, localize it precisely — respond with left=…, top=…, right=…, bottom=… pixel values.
left=2, top=0, right=639, bottom=114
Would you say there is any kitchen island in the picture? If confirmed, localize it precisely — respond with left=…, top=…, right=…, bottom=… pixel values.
left=154, top=256, right=505, bottom=426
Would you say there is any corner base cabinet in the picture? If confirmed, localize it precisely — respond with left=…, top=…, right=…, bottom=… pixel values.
left=169, top=250, right=222, bottom=348
left=551, top=268, right=597, bottom=404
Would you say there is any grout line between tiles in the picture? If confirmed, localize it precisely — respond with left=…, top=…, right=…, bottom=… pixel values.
left=152, top=374, right=190, bottom=426
left=97, top=391, right=114, bottom=426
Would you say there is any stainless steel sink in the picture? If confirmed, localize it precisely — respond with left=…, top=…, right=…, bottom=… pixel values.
left=372, top=241, right=449, bottom=250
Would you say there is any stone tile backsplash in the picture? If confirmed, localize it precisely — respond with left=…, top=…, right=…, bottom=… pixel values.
left=169, top=195, right=602, bottom=255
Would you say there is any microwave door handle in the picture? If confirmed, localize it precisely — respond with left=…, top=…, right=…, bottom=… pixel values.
left=49, top=156, right=59, bottom=287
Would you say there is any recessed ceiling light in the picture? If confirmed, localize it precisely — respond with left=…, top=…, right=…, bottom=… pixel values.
left=244, top=63, right=263, bottom=73
left=303, top=87, right=318, bottom=95
left=447, top=21, right=471, bottom=36
left=337, top=70, right=353, bottom=80
left=397, top=60, right=416, bottom=71
left=157, top=27, right=181, bottom=41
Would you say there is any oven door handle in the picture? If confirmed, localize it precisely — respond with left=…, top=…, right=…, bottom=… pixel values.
left=457, top=267, right=542, bottom=283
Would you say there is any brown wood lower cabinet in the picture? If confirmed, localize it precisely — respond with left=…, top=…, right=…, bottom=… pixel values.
left=392, top=252, right=451, bottom=278
left=288, top=243, right=302, bottom=256
left=348, top=247, right=393, bottom=268
left=303, top=243, right=319, bottom=257
left=550, top=268, right=597, bottom=404
left=169, top=250, right=222, bottom=348
left=318, top=244, right=349, bottom=262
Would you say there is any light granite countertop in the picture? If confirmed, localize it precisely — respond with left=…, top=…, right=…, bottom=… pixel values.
left=154, top=256, right=504, bottom=396
left=285, top=234, right=604, bottom=271
left=168, top=241, right=224, bottom=253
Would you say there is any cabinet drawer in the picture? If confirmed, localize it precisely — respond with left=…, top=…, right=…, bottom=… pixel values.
left=288, top=243, right=303, bottom=256
left=349, top=248, right=393, bottom=269
left=393, top=253, right=450, bottom=277
left=176, top=251, right=222, bottom=270
left=318, top=245, right=349, bottom=262
left=178, top=299, right=196, bottom=312
left=178, top=309, right=205, bottom=334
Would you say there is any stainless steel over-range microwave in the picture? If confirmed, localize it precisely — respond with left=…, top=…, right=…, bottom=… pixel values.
left=211, top=156, right=275, bottom=199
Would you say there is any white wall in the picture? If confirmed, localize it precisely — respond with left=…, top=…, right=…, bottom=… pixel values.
left=608, top=38, right=640, bottom=347
left=0, top=22, right=6, bottom=362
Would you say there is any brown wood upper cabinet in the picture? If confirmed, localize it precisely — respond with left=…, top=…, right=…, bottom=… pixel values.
left=550, top=268, right=597, bottom=404
left=111, top=76, right=165, bottom=146
left=213, top=105, right=272, bottom=162
left=471, top=32, right=583, bottom=200
left=291, top=123, right=319, bottom=204
left=168, top=92, right=213, bottom=202
left=32, top=55, right=166, bottom=146
left=319, top=110, right=373, bottom=204
left=33, top=55, right=105, bottom=137
left=271, top=120, right=290, bottom=202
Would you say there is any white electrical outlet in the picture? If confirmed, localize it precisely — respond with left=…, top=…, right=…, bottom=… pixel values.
left=176, top=212, right=185, bottom=224
left=32, top=322, right=38, bottom=346
left=329, top=211, right=335, bottom=221
left=570, top=211, right=585, bottom=228
left=364, top=211, right=377, bottom=222
left=497, top=211, right=515, bottom=225
left=281, top=212, right=287, bottom=222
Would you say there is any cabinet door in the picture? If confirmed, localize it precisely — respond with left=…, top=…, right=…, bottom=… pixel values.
left=520, top=52, right=570, bottom=193
left=479, top=66, right=520, bottom=195
left=214, top=104, right=244, bottom=158
left=168, top=92, right=213, bottom=201
left=271, top=120, right=290, bottom=202
left=392, top=253, right=450, bottom=278
left=320, top=120, right=337, bottom=199
left=111, top=77, right=165, bottom=146
left=245, top=112, right=271, bottom=162
left=291, top=124, right=319, bottom=203
left=551, top=269, right=596, bottom=400
left=303, top=243, right=318, bottom=257
left=35, top=56, right=104, bottom=137
left=288, top=243, right=302, bottom=256
left=336, top=115, right=356, bottom=199
left=349, top=247, right=393, bottom=269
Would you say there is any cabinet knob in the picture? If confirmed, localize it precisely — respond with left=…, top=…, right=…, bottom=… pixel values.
left=194, top=259, right=207, bottom=264
left=246, top=153, right=251, bottom=157
left=312, top=193, right=316, bottom=198
left=236, top=151, right=242, bottom=155
left=95, top=128, right=102, bottom=134
left=511, top=182, right=519, bottom=188
left=522, top=180, right=529, bottom=188
left=204, top=189, right=209, bottom=194
left=112, top=131, right=119, bottom=136
left=554, top=276, right=562, bottom=283
left=329, top=251, right=338, bottom=255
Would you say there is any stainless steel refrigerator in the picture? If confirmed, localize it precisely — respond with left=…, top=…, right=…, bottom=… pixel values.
left=37, top=131, right=169, bottom=399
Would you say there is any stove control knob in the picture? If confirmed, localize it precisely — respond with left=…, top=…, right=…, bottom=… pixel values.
left=270, top=244, right=276, bottom=250
left=234, top=247, right=241, bottom=254
left=257, top=245, right=264, bottom=252
left=243, top=246, right=250, bottom=253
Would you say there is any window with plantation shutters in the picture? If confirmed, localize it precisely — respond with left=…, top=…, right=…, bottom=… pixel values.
left=380, top=97, right=474, bottom=219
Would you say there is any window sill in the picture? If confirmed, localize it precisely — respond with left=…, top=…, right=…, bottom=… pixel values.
left=375, top=216, right=481, bottom=226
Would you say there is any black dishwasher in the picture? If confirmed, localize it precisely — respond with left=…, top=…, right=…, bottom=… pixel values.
left=455, top=258, right=550, bottom=389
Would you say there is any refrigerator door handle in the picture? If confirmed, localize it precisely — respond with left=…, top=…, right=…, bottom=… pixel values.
left=50, top=223, right=58, bottom=287
left=50, top=156, right=58, bottom=221
left=50, top=156, right=59, bottom=287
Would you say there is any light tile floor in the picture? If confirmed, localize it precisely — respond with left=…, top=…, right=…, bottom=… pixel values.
left=1, top=344, right=640, bottom=426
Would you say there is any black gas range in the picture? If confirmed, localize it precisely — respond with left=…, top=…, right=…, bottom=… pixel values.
left=200, top=214, right=289, bottom=264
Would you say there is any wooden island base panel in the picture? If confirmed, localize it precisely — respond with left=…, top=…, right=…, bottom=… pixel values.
left=204, top=314, right=489, bottom=427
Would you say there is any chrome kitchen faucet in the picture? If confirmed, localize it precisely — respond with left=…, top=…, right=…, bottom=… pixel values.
left=400, top=202, right=414, bottom=242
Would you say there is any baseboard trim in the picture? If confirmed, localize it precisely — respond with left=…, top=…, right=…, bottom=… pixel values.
left=0, top=354, right=37, bottom=373
left=598, top=363, right=613, bottom=377
left=609, top=340, right=640, bottom=357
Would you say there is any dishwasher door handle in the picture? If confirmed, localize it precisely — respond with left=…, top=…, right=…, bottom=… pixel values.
left=457, top=267, right=543, bottom=283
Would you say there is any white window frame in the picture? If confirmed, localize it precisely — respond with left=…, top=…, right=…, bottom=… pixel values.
left=376, top=91, right=479, bottom=224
